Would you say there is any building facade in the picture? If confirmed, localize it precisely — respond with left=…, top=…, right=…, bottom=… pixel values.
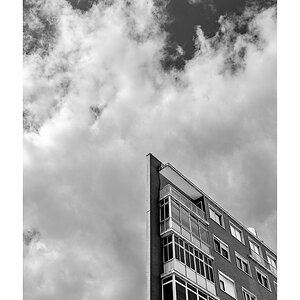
left=146, top=154, right=277, bottom=300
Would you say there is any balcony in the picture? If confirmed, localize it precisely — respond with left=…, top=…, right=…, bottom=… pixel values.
left=250, top=250, right=277, bottom=277
left=160, top=184, right=206, bottom=222
left=163, top=259, right=216, bottom=296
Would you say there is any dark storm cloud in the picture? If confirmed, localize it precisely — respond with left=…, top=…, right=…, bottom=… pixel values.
left=155, top=0, right=276, bottom=70
left=23, top=0, right=276, bottom=299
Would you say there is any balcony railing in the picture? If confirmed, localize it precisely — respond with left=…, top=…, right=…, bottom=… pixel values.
left=160, top=184, right=206, bottom=221
left=250, top=250, right=277, bottom=276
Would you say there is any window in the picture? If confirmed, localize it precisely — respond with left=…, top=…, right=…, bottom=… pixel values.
left=163, top=282, right=173, bottom=300
left=249, top=240, right=260, bottom=255
left=266, top=253, right=277, bottom=275
left=160, top=198, right=170, bottom=233
left=213, top=236, right=230, bottom=260
left=188, top=290, right=197, bottom=300
left=190, top=215, right=199, bottom=237
left=249, top=239, right=265, bottom=266
left=181, top=208, right=190, bottom=230
left=218, top=271, right=236, bottom=298
left=274, top=281, right=277, bottom=293
left=194, top=249, right=214, bottom=282
left=242, top=287, right=257, bottom=300
left=174, top=236, right=185, bottom=264
left=256, top=268, right=271, bottom=290
left=173, top=234, right=214, bottom=283
left=160, top=198, right=170, bottom=221
left=209, top=207, right=223, bottom=226
left=176, top=282, right=186, bottom=300
left=162, top=235, right=173, bottom=263
left=184, top=243, right=195, bottom=270
left=235, top=252, right=251, bottom=276
left=171, top=200, right=181, bottom=224
left=230, top=223, right=244, bottom=243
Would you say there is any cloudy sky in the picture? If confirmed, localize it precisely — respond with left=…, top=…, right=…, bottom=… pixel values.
left=23, top=0, right=276, bottom=299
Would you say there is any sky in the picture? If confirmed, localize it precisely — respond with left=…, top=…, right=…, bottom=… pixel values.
left=23, top=0, right=277, bottom=299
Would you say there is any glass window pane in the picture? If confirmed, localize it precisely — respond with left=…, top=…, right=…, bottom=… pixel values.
left=200, top=227, right=209, bottom=243
left=181, top=209, right=190, bottom=230
left=172, top=203, right=180, bottom=224
left=188, top=290, right=197, bottom=300
left=169, top=244, right=173, bottom=260
left=163, top=282, right=173, bottom=300
left=214, top=239, right=220, bottom=253
left=176, top=283, right=186, bottom=300
left=161, top=206, right=165, bottom=222
left=191, top=217, right=199, bottom=236
left=175, top=244, right=180, bottom=260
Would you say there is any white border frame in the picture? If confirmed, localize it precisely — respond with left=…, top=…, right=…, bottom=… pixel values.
left=208, top=205, right=225, bottom=229
left=213, top=235, right=231, bottom=261
left=234, top=251, right=252, bottom=277
left=255, top=267, right=272, bottom=292
left=218, top=270, right=237, bottom=299
left=229, top=221, right=245, bottom=244
left=241, top=286, right=257, bottom=300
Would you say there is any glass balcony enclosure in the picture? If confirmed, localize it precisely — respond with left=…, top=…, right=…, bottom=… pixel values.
left=162, top=234, right=217, bottom=297
left=162, top=274, right=218, bottom=300
left=160, top=184, right=210, bottom=255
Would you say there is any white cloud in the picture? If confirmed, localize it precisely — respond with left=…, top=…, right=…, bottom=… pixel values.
left=24, top=1, right=276, bottom=299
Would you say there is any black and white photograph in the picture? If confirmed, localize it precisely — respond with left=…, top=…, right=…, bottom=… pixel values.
left=5, top=0, right=299, bottom=299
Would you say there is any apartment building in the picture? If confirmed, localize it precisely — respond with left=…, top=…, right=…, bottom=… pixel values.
left=146, top=154, right=277, bottom=300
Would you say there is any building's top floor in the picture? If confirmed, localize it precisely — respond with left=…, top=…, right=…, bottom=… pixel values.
left=153, top=154, right=276, bottom=259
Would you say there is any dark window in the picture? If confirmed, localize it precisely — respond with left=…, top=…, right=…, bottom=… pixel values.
left=236, top=253, right=251, bottom=275
left=237, top=257, right=242, bottom=269
left=187, top=283, right=196, bottom=292
left=163, top=236, right=173, bottom=263
left=213, top=237, right=229, bottom=260
left=200, top=260, right=205, bottom=276
left=185, top=250, right=190, bottom=267
left=160, top=206, right=165, bottom=221
left=166, top=203, right=169, bottom=218
left=242, top=261, right=249, bottom=273
left=198, top=290, right=208, bottom=300
left=222, top=248, right=229, bottom=259
left=257, top=270, right=269, bottom=289
left=176, top=283, right=186, bottom=300
left=214, top=240, right=221, bottom=253
left=175, top=276, right=185, bottom=285
left=187, top=290, right=197, bottom=300
left=163, top=276, right=172, bottom=284
left=163, top=282, right=173, bottom=300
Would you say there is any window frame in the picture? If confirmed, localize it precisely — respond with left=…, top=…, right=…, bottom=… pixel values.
left=162, top=235, right=174, bottom=263
left=235, top=252, right=252, bottom=277
left=229, top=222, right=245, bottom=244
left=266, top=252, right=277, bottom=268
left=255, top=267, right=271, bottom=291
left=218, top=271, right=237, bottom=299
left=208, top=205, right=224, bottom=228
left=249, top=239, right=261, bottom=256
left=241, top=287, right=257, bottom=300
left=213, top=235, right=230, bottom=261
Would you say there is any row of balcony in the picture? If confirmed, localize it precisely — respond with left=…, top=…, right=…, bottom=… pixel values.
left=160, top=184, right=206, bottom=222
left=163, top=259, right=216, bottom=296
